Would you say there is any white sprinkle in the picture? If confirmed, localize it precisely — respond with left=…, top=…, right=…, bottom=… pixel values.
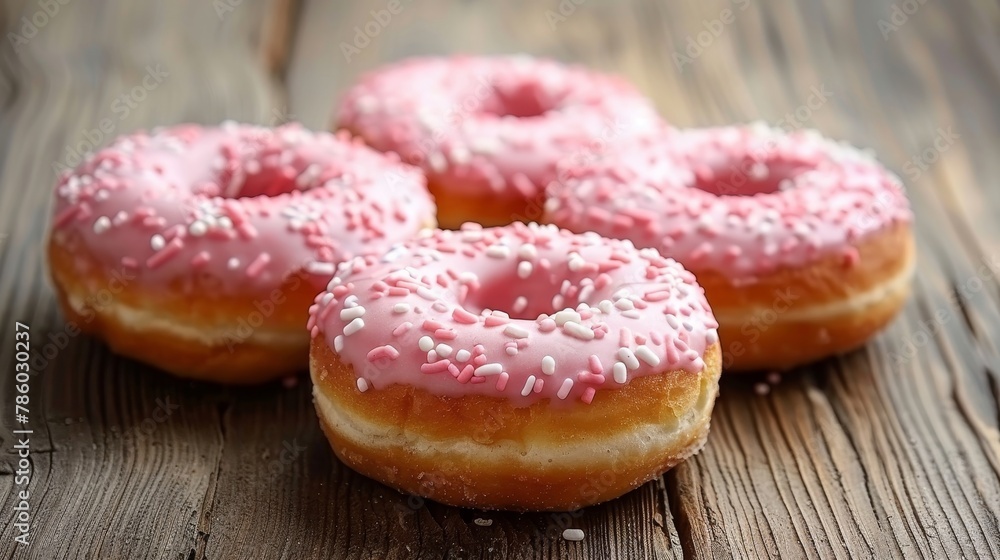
left=568, top=253, right=585, bottom=271
left=618, top=347, right=640, bottom=370
left=432, top=301, right=448, bottom=312
left=622, top=309, right=641, bottom=319
left=321, top=292, right=335, bottom=305
left=563, top=321, right=595, bottom=340
left=486, top=245, right=510, bottom=259
left=427, top=350, right=438, bottom=362
left=615, top=299, right=635, bottom=311
left=521, top=375, right=536, bottom=397
left=435, top=344, right=453, bottom=358
left=228, top=257, right=240, bottom=270
left=505, top=345, right=518, bottom=356
left=344, top=295, right=359, bottom=308
left=474, top=363, right=504, bottom=376
left=473, top=518, right=493, bottom=527
left=665, top=314, right=680, bottom=329
left=504, top=325, right=529, bottom=339
left=92, top=216, right=111, bottom=234
left=334, top=335, right=344, bottom=352
left=635, top=345, right=660, bottom=366
left=356, top=378, right=369, bottom=392
left=613, top=362, right=628, bottom=384
left=469, top=137, right=502, bottom=155
left=343, top=318, right=365, bottom=336
left=393, top=303, right=411, bottom=314
left=218, top=216, right=233, bottom=229
left=541, top=356, right=555, bottom=375
left=456, top=349, right=471, bottom=362
left=428, top=151, right=447, bottom=173
left=578, top=284, right=594, bottom=303
left=450, top=145, right=471, bottom=165
left=188, top=220, right=207, bottom=237
left=340, top=306, right=366, bottom=321
left=461, top=230, right=483, bottom=243
left=562, top=529, right=585, bottom=542
left=418, top=336, right=434, bottom=352
left=112, top=211, right=128, bottom=225
left=150, top=234, right=165, bottom=250
left=518, top=243, right=537, bottom=259
left=517, top=260, right=533, bottom=279
left=706, top=329, right=719, bottom=345
left=557, top=378, right=574, bottom=400
left=512, top=296, right=528, bottom=313
left=416, top=287, right=437, bottom=300
left=598, top=300, right=614, bottom=314
left=553, top=309, right=582, bottom=326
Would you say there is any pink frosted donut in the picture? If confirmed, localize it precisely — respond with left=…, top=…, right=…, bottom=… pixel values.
left=308, top=222, right=721, bottom=510
left=336, top=55, right=664, bottom=229
left=47, top=122, right=435, bottom=384
left=546, top=124, right=915, bottom=371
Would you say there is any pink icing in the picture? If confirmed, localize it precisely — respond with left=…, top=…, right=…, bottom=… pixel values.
left=307, top=222, right=719, bottom=406
left=336, top=55, right=664, bottom=206
left=50, top=122, right=435, bottom=293
left=545, top=124, right=913, bottom=281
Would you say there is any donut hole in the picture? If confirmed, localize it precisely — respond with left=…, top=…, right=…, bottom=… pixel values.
left=466, top=275, right=571, bottom=320
left=691, top=155, right=813, bottom=197
left=481, top=80, right=560, bottom=119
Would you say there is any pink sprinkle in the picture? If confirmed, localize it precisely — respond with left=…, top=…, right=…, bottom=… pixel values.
left=484, top=316, right=509, bottom=327
left=391, top=322, right=412, bottom=336
left=588, top=355, right=603, bottom=374
left=434, top=329, right=458, bottom=340
left=533, top=377, right=544, bottom=393
left=538, top=318, right=557, bottom=332
left=457, top=364, right=475, bottom=383
left=581, top=387, right=596, bottom=404
left=470, top=376, right=487, bottom=384
left=422, top=319, right=445, bottom=332
left=495, top=372, right=509, bottom=391
left=420, top=360, right=451, bottom=374
left=644, top=289, right=671, bottom=302
left=146, top=238, right=184, bottom=269
left=388, top=287, right=410, bottom=296
left=452, top=308, right=478, bottom=324
left=191, top=251, right=211, bottom=267
left=246, top=253, right=271, bottom=278
left=367, top=345, right=400, bottom=362
left=578, top=372, right=606, bottom=385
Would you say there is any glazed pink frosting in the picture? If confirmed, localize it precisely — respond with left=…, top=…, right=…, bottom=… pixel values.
left=336, top=55, right=664, bottom=206
left=545, top=124, right=913, bottom=281
left=50, top=122, right=435, bottom=294
left=307, top=222, right=719, bottom=406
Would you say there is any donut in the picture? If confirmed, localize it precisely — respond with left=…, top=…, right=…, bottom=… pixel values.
left=546, top=124, right=915, bottom=371
left=336, top=55, right=663, bottom=229
left=307, top=222, right=721, bottom=511
left=47, top=122, right=435, bottom=384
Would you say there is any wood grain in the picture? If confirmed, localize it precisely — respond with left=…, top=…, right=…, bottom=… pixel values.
left=1, top=0, right=999, bottom=558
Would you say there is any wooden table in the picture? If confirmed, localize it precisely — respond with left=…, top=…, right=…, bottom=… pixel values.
left=2, top=0, right=999, bottom=558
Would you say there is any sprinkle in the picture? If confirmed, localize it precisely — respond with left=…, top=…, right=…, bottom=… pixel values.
left=588, top=355, right=603, bottom=374
left=92, top=216, right=111, bottom=234
left=563, top=321, right=595, bottom=340
left=613, top=362, right=628, bottom=383
left=334, top=335, right=344, bottom=352
left=518, top=243, right=537, bottom=259
left=486, top=245, right=510, bottom=258
left=635, top=345, right=660, bottom=366
left=452, top=307, right=479, bottom=324
left=340, top=306, right=366, bottom=321
left=418, top=336, right=434, bottom=352
left=473, top=517, right=493, bottom=527
left=754, top=382, right=770, bottom=396
left=188, top=220, right=207, bottom=237
left=356, top=378, right=369, bottom=392
left=435, top=344, right=453, bottom=358
left=504, top=325, right=529, bottom=339
left=517, top=261, right=533, bottom=278
left=343, top=318, right=365, bottom=336
left=367, top=345, right=399, bottom=362
left=392, top=322, right=412, bottom=336
left=420, top=360, right=451, bottom=374
left=706, top=329, right=719, bottom=345
left=557, top=378, right=574, bottom=400
left=553, top=309, right=582, bottom=326
left=618, top=347, right=640, bottom=370
left=393, top=303, right=411, bottom=314
left=456, top=349, right=471, bottom=362
left=146, top=238, right=183, bottom=269
left=562, top=529, right=585, bottom=542
left=227, top=257, right=240, bottom=270
left=495, top=372, right=509, bottom=391
left=580, top=387, right=596, bottom=404
left=521, top=375, right=536, bottom=397
left=541, top=355, right=555, bottom=375
left=474, top=363, right=504, bottom=376
left=150, top=234, right=165, bottom=250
